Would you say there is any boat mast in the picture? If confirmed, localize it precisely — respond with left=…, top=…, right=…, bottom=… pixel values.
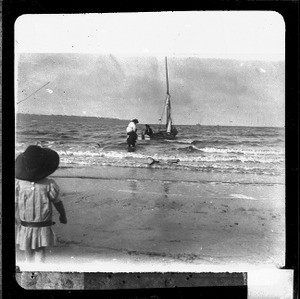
left=165, top=56, right=170, bottom=96
left=165, top=57, right=172, bottom=133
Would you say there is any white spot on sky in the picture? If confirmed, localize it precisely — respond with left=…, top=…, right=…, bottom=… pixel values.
left=258, top=67, right=266, bottom=73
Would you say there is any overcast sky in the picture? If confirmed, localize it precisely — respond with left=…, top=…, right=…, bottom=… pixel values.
left=15, top=12, right=285, bottom=126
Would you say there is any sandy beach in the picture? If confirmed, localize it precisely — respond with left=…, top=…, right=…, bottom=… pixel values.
left=16, top=165, right=285, bottom=272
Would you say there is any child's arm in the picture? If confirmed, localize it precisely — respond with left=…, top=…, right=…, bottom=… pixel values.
left=53, top=201, right=67, bottom=224
left=49, top=180, right=67, bottom=224
left=15, top=202, right=21, bottom=225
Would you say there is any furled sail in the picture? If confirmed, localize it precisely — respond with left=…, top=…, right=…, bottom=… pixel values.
left=151, top=56, right=178, bottom=139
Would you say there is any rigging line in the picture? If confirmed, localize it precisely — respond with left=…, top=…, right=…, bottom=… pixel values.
left=158, top=95, right=168, bottom=127
left=165, top=56, right=170, bottom=95
left=16, top=81, right=51, bottom=104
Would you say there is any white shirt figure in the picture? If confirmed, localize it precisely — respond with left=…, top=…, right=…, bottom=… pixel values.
left=126, top=119, right=139, bottom=133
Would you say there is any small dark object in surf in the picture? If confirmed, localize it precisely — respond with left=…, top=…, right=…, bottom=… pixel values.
left=147, top=157, right=179, bottom=165
left=147, top=157, right=159, bottom=165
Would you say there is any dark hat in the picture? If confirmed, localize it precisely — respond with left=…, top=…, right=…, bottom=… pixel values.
left=132, top=119, right=139, bottom=124
left=15, top=145, right=60, bottom=182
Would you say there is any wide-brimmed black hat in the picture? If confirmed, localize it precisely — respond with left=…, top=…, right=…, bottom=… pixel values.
left=132, top=118, right=139, bottom=124
left=15, top=145, right=59, bottom=182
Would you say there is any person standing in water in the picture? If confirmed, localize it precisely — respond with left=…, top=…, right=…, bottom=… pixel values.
left=143, top=124, right=153, bottom=138
left=15, top=145, right=67, bottom=263
left=126, top=118, right=139, bottom=148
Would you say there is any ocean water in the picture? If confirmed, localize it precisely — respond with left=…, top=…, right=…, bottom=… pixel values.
left=15, top=114, right=285, bottom=180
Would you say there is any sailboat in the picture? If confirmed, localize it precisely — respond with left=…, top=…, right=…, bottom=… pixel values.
left=151, top=57, right=178, bottom=140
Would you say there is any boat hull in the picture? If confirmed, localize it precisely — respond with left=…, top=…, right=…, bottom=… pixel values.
left=151, top=130, right=178, bottom=140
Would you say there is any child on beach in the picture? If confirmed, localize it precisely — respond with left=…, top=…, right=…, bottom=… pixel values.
left=15, top=145, right=67, bottom=263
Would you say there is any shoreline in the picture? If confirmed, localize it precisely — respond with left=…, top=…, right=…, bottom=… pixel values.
left=54, top=165, right=284, bottom=184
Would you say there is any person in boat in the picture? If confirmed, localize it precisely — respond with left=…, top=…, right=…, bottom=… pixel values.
left=126, top=118, right=139, bottom=148
left=143, top=124, right=153, bottom=138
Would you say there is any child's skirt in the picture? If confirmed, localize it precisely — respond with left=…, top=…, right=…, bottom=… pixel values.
left=16, top=225, right=56, bottom=251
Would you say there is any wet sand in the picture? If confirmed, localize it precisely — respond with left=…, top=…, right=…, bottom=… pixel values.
left=16, top=166, right=285, bottom=272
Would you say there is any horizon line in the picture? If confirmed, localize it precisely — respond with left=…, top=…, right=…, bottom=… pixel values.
left=16, top=113, right=284, bottom=128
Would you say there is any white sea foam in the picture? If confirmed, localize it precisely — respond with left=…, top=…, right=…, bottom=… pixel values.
left=199, top=147, right=284, bottom=156
left=56, top=148, right=284, bottom=166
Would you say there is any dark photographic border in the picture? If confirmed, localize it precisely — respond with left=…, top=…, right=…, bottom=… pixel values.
left=2, top=1, right=298, bottom=298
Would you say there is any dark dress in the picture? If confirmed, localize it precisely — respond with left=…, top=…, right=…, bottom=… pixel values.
left=127, top=131, right=138, bottom=147
left=144, top=127, right=153, bottom=137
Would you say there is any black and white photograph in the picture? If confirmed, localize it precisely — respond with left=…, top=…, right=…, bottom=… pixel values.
left=13, top=11, right=292, bottom=295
